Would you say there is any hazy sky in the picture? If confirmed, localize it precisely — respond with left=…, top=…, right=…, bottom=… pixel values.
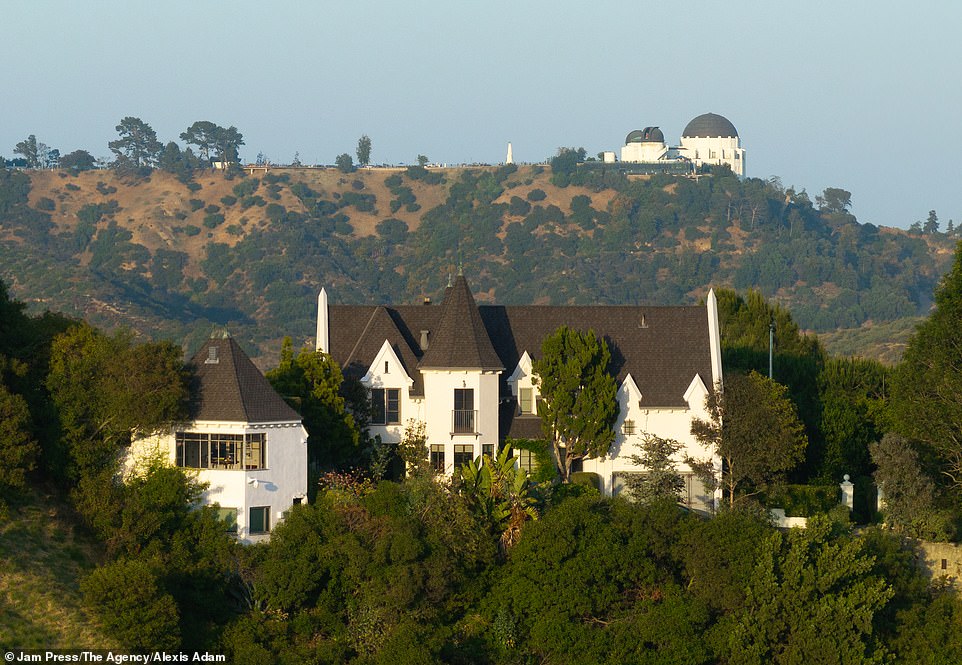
left=4, top=1, right=960, bottom=229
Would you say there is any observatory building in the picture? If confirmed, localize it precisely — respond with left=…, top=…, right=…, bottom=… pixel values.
left=617, top=112, right=746, bottom=176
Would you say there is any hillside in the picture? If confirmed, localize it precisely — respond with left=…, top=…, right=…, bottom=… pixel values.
left=0, top=488, right=116, bottom=649
left=0, top=164, right=953, bottom=366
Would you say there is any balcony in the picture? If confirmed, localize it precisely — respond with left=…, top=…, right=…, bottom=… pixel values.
left=452, top=409, right=477, bottom=435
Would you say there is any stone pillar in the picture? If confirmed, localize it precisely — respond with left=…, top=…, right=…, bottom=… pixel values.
left=840, top=474, right=855, bottom=510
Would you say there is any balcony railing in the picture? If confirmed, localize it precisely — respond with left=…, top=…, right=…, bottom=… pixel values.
left=452, top=409, right=477, bottom=434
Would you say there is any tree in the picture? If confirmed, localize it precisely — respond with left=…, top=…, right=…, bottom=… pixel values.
left=14, top=135, right=40, bottom=168
left=46, top=324, right=188, bottom=480
left=335, top=153, right=355, bottom=173
left=59, top=149, right=97, bottom=171
left=721, top=516, right=893, bottom=665
left=266, top=338, right=361, bottom=470
left=108, top=116, right=162, bottom=171
left=924, top=209, right=939, bottom=234
left=0, top=380, right=38, bottom=495
left=870, top=433, right=949, bottom=539
left=81, top=557, right=181, bottom=650
left=356, top=135, right=372, bottom=166
left=623, top=433, right=685, bottom=505
left=532, top=326, right=619, bottom=483
left=690, top=371, right=807, bottom=508
left=891, top=241, right=962, bottom=491
left=815, top=187, right=852, bottom=214
left=417, top=154, right=429, bottom=167
left=179, top=121, right=218, bottom=162
left=396, top=419, right=429, bottom=477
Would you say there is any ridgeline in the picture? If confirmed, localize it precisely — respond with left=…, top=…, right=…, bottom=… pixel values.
left=0, top=164, right=952, bottom=365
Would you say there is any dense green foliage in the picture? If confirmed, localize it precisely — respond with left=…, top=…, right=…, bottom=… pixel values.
left=891, top=240, right=962, bottom=492
left=532, top=326, right=619, bottom=482
left=3, top=277, right=962, bottom=659
left=692, top=371, right=807, bottom=507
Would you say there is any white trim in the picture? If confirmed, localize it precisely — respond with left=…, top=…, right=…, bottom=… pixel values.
left=362, top=340, right=414, bottom=389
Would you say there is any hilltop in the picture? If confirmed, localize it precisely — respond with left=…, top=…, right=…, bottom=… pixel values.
left=0, top=164, right=953, bottom=365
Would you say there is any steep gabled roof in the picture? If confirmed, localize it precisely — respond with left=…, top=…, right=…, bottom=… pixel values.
left=482, top=304, right=712, bottom=407
left=188, top=333, right=300, bottom=423
left=325, top=278, right=714, bottom=410
left=418, top=275, right=503, bottom=371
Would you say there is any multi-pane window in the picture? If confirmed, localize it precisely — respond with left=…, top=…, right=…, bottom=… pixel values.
left=453, top=444, right=474, bottom=469
left=249, top=506, right=270, bottom=534
left=453, top=388, right=475, bottom=433
left=176, top=432, right=267, bottom=470
left=430, top=444, right=445, bottom=472
left=516, top=449, right=538, bottom=475
left=621, top=419, right=636, bottom=436
left=371, top=388, right=401, bottom=425
left=518, top=387, right=534, bottom=414
left=481, top=443, right=495, bottom=459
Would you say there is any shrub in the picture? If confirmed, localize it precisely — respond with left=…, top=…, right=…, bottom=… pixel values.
left=570, top=471, right=601, bottom=491
left=220, top=195, right=237, bottom=207
left=81, top=557, right=180, bottom=650
left=183, top=225, right=201, bottom=237
left=36, top=197, right=55, bottom=211
left=526, top=188, right=546, bottom=202
left=202, top=213, right=224, bottom=229
left=232, top=179, right=259, bottom=198
left=189, top=199, right=204, bottom=212
left=185, top=182, right=202, bottom=192
left=508, top=196, right=531, bottom=216
left=204, top=204, right=220, bottom=214
left=65, top=183, right=80, bottom=191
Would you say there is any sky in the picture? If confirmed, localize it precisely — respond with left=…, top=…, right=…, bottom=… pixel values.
left=4, top=1, right=961, bottom=230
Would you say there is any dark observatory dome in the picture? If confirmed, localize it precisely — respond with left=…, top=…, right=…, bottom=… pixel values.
left=625, top=126, right=665, bottom=144
left=682, top=113, right=738, bottom=138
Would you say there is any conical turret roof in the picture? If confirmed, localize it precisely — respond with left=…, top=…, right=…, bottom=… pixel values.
left=188, top=333, right=301, bottom=423
left=418, top=274, right=503, bottom=370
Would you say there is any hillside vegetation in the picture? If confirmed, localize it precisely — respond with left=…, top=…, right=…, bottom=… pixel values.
left=0, top=488, right=115, bottom=649
left=0, top=164, right=952, bottom=364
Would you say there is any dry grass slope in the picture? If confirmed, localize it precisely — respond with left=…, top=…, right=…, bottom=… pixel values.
left=0, top=488, right=116, bottom=649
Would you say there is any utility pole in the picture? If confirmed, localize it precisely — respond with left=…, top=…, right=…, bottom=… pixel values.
left=769, top=317, right=775, bottom=380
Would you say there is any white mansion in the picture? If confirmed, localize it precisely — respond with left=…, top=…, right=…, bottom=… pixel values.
left=317, top=275, right=723, bottom=513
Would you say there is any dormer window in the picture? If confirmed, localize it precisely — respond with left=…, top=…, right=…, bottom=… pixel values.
left=518, top=387, right=534, bottom=414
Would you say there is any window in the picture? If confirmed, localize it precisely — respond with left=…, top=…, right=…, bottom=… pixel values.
left=621, top=419, right=636, bottom=436
left=453, top=388, right=475, bottom=433
left=249, top=506, right=270, bottom=534
left=175, top=432, right=266, bottom=470
left=454, top=444, right=474, bottom=468
left=516, top=449, right=538, bottom=475
left=518, top=387, right=533, bottom=414
left=430, top=444, right=445, bottom=472
left=210, top=433, right=243, bottom=469
left=217, top=508, right=238, bottom=533
left=482, top=443, right=494, bottom=459
left=244, top=433, right=265, bottom=469
left=371, top=388, right=401, bottom=425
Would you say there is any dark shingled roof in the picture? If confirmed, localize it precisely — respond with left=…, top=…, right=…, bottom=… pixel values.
left=188, top=334, right=301, bottom=423
left=419, top=275, right=503, bottom=371
left=682, top=112, right=738, bottom=138
left=326, top=280, right=715, bottom=422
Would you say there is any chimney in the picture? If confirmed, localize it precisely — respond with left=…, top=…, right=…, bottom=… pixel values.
left=419, top=330, right=430, bottom=351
